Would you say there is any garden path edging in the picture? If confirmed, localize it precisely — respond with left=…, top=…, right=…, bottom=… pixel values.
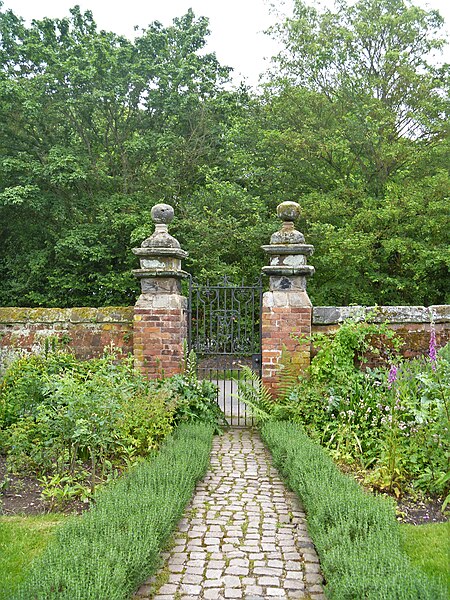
left=135, top=427, right=325, bottom=600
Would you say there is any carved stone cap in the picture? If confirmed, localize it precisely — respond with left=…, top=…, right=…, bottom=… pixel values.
left=269, top=201, right=306, bottom=245
left=270, top=225, right=305, bottom=245
left=151, top=203, right=174, bottom=224
left=133, top=202, right=187, bottom=254
left=132, top=203, right=188, bottom=288
left=262, top=201, right=314, bottom=285
left=277, top=201, right=300, bottom=221
left=142, top=228, right=181, bottom=249
left=132, top=247, right=188, bottom=259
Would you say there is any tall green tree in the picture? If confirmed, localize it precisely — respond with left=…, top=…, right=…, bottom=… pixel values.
left=229, top=0, right=450, bottom=304
left=0, top=0, right=448, bottom=308
left=0, top=4, right=233, bottom=306
left=269, top=0, right=449, bottom=195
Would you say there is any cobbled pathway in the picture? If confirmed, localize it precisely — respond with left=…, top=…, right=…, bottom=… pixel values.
left=135, top=428, right=325, bottom=600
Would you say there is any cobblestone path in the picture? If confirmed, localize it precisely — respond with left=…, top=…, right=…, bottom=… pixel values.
left=135, top=428, right=325, bottom=600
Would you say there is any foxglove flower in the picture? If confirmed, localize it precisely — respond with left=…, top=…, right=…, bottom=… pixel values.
left=387, top=364, right=397, bottom=389
left=429, top=326, right=437, bottom=370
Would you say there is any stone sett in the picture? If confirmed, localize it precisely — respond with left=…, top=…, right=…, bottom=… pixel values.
left=134, top=429, right=324, bottom=599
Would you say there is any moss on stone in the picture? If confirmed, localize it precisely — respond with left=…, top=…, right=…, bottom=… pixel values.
left=96, top=307, right=133, bottom=323
left=0, top=306, right=134, bottom=324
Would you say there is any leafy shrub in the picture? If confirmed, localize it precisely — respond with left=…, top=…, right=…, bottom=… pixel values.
left=261, top=421, right=447, bottom=600
left=1, top=350, right=174, bottom=484
left=1, top=345, right=225, bottom=503
left=117, top=385, right=176, bottom=456
left=166, top=374, right=227, bottom=433
left=0, top=350, right=84, bottom=428
left=14, top=423, right=214, bottom=599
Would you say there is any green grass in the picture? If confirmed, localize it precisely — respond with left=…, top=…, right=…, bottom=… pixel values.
left=0, top=514, right=67, bottom=599
left=400, top=522, right=450, bottom=595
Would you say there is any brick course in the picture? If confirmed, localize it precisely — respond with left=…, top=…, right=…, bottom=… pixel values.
left=133, top=299, right=187, bottom=379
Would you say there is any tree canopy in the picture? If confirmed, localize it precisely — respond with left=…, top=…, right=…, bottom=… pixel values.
left=0, top=0, right=448, bottom=307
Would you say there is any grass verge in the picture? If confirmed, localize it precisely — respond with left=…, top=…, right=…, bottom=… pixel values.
left=261, top=421, right=448, bottom=600
left=0, top=514, right=66, bottom=599
left=12, top=423, right=214, bottom=599
left=400, top=522, right=450, bottom=595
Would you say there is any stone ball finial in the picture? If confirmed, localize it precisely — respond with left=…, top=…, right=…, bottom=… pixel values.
left=151, top=203, right=174, bottom=225
left=277, top=201, right=300, bottom=222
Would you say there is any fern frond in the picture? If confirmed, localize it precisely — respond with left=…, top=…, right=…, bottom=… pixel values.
left=277, top=346, right=302, bottom=400
left=237, top=366, right=274, bottom=423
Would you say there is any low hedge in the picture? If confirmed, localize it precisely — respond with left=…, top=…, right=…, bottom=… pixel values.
left=14, top=423, right=214, bottom=599
left=261, top=421, right=447, bottom=600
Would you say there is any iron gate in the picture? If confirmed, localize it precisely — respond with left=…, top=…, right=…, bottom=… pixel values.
left=188, top=276, right=262, bottom=426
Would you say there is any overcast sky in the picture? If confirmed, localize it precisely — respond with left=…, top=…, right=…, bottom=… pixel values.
left=2, top=0, right=450, bottom=87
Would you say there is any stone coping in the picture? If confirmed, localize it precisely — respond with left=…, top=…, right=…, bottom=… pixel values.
left=313, top=305, right=450, bottom=325
left=132, top=269, right=190, bottom=279
left=0, top=306, right=134, bottom=324
left=262, top=265, right=315, bottom=277
left=1, top=304, right=448, bottom=325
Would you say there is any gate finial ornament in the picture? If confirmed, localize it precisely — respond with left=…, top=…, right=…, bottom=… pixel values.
left=151, top=203, right=174, bottom=224
left=262, top=201, right=314, bottom=290
left=261, top=202, right=315, bottom=394
left=276, top=200, right=300, bottom=221
left=132, top=203, right=188, bottom=295
left=132, top=203, right=189, bottom=378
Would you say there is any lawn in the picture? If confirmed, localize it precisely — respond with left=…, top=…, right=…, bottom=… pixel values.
left=400, top=521, right=450, bottom=595
left=0, top=514, right=67, bottom=599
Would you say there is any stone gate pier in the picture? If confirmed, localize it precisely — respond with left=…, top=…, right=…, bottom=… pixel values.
left=132, top=203, right=189, bottom=379
left=261, top=202, right=315, bottom=394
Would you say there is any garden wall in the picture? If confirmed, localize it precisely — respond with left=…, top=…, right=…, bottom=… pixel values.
left=0, top=304, right=449, bottom=367
left=312, top=305, right=450, bottom=365
left=0, top=307, right=133, bottom=360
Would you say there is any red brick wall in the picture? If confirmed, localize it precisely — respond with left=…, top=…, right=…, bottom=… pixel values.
left=312, top=305, right=450, bottom=367
left=1, top=304, right=448, bottom=380
left=0, top=307, right=133, bottom=360
left=311, top=321, right=449, bottom=366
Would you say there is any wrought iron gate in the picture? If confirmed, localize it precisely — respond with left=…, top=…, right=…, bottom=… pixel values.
left=188, top=276, right=262, bottom=426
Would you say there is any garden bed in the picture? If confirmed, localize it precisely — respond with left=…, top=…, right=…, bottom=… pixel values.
left=0, top=455, right=94, bottom=515
left=336, top=461, right=448, bottom=525
left=0, top=347, right=225, bottom=516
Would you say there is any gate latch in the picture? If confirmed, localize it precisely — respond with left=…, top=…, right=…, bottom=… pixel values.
left=252, top=354, right=262, bottom=371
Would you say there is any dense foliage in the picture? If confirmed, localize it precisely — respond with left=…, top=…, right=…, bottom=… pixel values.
left=239, top=319, right=450, bottom=502
left=261, top=421, right=448, bottom=599
left=13, top=423, right=213, bottom=600
left=0, top=346, right=223, bottom=506
left=0, top=0, right=448, bottom=306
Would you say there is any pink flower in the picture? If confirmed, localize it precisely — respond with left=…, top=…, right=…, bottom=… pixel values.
left=429, top=326, right=437, bottom=370
left=387, top=364, right=398, bottom=388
